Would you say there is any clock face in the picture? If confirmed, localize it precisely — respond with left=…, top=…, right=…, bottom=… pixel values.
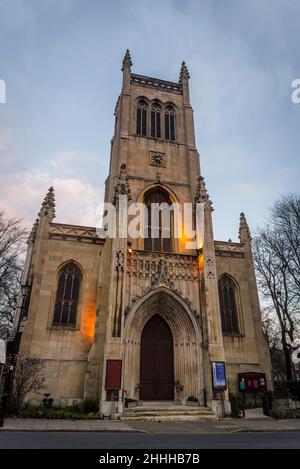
left=153, top=154, right=163, bottom=165
left=150, top=152, right=166, bottom=168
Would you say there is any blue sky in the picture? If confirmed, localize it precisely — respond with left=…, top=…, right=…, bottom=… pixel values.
left=0, top=0, right=299, bottom=241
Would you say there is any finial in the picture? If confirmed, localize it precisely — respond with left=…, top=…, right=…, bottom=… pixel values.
left=38, top=186, right=56, bottom=220
left=179, top=61, right=190, bottom=82
left=122, top=49, right=132, bottom=71
left=239, top=212, right=252, bottom=242
left=195, top=176, right=213, bottom=211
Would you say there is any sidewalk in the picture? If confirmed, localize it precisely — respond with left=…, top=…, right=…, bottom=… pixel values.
left=0, top=418, right=142, bottom=432
left=1, top=417, right=300, bottom=433
left=130, top=418, right=300, bottom=434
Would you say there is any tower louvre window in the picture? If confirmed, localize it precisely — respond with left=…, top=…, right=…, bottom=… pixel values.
left=165, top=104, right=175, bottom=141
left=136, top=99, right=148, bottom=136
left=151, top=102, right=161, bottom=138
left=218, top=275, right=240, bottom=335
left=53, top=262, right=82, bottom=326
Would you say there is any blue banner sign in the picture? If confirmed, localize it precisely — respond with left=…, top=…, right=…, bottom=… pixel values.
left=212, top=361, right=227, bottom=390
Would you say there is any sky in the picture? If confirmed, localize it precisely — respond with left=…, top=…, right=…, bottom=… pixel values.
left=0, top=0, right=299, bottom=241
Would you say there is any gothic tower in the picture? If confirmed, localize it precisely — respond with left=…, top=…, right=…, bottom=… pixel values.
left=85, top=50, right=230, bottom=414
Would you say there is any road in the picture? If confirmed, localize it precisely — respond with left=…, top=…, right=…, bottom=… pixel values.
left=0, top=431, right=299, bottom=448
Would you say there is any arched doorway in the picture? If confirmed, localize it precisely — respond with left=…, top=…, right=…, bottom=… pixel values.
left=140, top=314, right=174, bottom=400
left=123, top=286, right=203, bottom=402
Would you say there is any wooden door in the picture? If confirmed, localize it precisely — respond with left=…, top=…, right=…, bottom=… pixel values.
left=140, top=314, right=174, bottom=400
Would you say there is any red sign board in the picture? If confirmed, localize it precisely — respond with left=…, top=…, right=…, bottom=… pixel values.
left=238, top=372, right=267, bottom=393
left=105, top=359, right=122, bottom=390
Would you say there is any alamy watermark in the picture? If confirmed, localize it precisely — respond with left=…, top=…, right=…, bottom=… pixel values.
left=0, top=79, right=6, bottom=103
left=95, top=196, right=205, bottom=250
left=292, top=341, right=300, bottom=365
left=291, top=79, right=300, bottom=104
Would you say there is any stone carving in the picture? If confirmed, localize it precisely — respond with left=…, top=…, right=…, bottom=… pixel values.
left=150, top=260, right=175, bottom=289
left=49, top=223, right=103, bottom=244
left=113, top=163, right=132, bottom=206
left=122, top=49, right=132, bottom=71
left=38, top=186, right=56, bottom=218
left=239, top=212, right=252, bottom=241
left=179, top=61, right=190, bottom=82
left=205, top=257, right=215, bottom=279
left=127, top=250, right=200, bottom=282
left=115, top=249, right=125, bottom=272
left=214, top=241, right=245, bottom=258
left=127, top=281, right=199, bottom=321
left=195, top=176, right=213, bottom=211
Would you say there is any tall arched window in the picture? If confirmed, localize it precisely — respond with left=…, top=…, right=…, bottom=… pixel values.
left=144, top=187, right=173, bottom=252
left=151, top=102, right=161, bottom=138
left=165, top=104, right=175, bottom=141
left=53, top=262, right=82, bottom=325
left=136, top=99, right=148, bottom=136
left=218, top=275, right=240, bottom=335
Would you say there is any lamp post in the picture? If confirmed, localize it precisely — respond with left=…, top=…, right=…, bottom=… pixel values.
left=20, top=281, right=30, bottom=321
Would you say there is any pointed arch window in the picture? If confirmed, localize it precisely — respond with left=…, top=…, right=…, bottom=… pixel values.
left=165, top=104, right=175, bottom=141
left=144, top=188, right=173, bottom=252
left=136, top=99, right=148, bottom=136
left=218, top=275, right=240, bottom=335
left=53, top=262, right=82, bottom=325
left=151, top=102, right=161, bottom=138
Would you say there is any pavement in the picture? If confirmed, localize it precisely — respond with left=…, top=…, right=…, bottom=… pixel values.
left=1, top=417, right=300, bottom=433
left=0, top=418, right=139, bottom=432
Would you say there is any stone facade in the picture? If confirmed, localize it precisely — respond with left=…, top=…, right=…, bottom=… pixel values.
left=15, top=51, right=272, bottom=415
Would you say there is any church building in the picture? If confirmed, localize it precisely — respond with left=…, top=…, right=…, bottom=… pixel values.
left=13, top=51, right=271, bottom=418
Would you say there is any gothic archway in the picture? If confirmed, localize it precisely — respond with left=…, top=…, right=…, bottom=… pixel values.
left=123, top=286, right=203, bottom=401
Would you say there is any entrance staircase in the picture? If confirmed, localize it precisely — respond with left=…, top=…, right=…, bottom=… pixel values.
left=121, top=402, right=217, bottom=422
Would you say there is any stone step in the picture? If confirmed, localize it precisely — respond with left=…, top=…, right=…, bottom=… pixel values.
left=123, top=406, right=211, bottom=414
left=121, top=405, right=217, bottom=422
left=123, top=409, right=213, bottom=416
left=121, top=414, right=217, bottom=422
left=137, top=401, right=175, bottom=407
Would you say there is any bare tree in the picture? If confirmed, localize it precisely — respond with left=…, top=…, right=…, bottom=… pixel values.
left=253, top=194, right=300, bottom=381
left=262, top=308, right=288, bottom=381
left=0, top=211, right=28, bottom=337
left=262, top=308, right=282, bottom=353
left=9, top=353, right=46, bottom=414
left=271, top=194, right=300, bottom=295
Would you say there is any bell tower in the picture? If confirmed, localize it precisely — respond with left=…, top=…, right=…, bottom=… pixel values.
left=105, top=50, right=201, bottom=222
left=85, top=50, right=227, bottom=414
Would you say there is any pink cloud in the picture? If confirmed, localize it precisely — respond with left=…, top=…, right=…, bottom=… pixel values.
left=0, top=169, right=103, bottom=228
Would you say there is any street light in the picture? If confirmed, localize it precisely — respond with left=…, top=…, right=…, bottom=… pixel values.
left=20, top=281, right=30, bottom=322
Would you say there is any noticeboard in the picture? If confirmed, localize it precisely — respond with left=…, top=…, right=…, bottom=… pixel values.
left=212, top=361, right=227, bottom=390
left=105, top=359, right=122, bottom=390
left=238, top=372, right=267, bottom=393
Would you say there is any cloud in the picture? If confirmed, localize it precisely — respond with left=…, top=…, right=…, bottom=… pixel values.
left=0, top=0, right=299, bottom=243
left=47, top=150, right=99, bottom=177
left=0, top=169, right=103, bottom=228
